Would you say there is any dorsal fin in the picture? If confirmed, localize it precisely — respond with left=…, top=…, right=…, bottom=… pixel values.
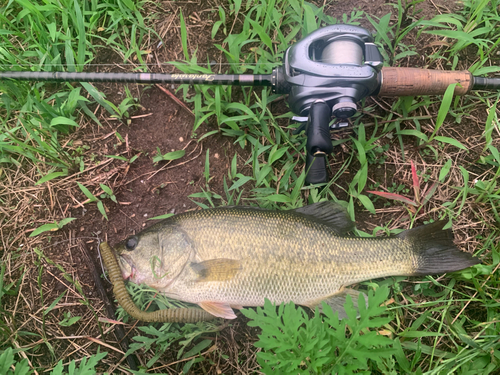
left=291, top=201, right=354, bottom=235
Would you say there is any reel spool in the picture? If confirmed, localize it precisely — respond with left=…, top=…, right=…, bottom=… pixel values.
left=320, top=35, right=367, bottom=120
left=320, top=36, right=364, bottom=66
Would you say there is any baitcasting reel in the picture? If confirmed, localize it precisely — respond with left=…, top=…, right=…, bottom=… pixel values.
left=1, top=24, right=499, bottom=185
left=273, top=25, right=384, bottom=184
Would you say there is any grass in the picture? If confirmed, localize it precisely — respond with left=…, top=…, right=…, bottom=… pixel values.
left=1, top=0, right=500, bottom=373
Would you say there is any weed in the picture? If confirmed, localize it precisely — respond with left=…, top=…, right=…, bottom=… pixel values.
left=29, top=217, right=76, bottom=237
left=420, top=0, right=500, bottom=71
left=368, top=160, right=439, bottom=211
left=116, top=283, right=219, bottom=371
left=58, top=311, right=82, bottom=327
left=77, top=182, right=111, bottom=220
left=152, top=148, right=186, bottom=164
left=0, top=0, right=155, bottom=171
left=367, top=0, right=424, bottom=65
left=242, top=286, right=395, bottom=374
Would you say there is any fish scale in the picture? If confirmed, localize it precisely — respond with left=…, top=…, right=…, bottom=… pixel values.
left=113, top=202, right=479, bottom=319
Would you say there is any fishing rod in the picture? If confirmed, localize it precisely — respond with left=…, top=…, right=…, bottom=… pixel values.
left=2, top=24, right=500, bottom=184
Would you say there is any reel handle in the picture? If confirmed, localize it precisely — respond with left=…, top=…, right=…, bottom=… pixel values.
left=304, top=101, right=334, bottom=185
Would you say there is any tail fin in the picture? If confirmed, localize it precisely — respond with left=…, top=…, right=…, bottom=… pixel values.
left=396, top=221, right=480, bottom=275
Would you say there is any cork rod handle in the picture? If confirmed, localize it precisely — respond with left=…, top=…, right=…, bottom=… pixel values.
left=378, top=67, right=473, bottom=96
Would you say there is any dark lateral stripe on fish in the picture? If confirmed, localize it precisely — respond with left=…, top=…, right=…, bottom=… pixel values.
left=396, top=221, right=480, bottom=275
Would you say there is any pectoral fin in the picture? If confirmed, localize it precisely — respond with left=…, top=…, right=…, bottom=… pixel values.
left=305, top=288, right=368, bottom=319
left=198, top=301, right=237, bottom=319
left=191, top=259, right=241, bottom=282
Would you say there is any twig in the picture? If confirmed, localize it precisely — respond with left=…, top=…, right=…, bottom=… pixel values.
left=155, top=84, right=195, bottom=117
left=149, top=344, right=218, bottom=371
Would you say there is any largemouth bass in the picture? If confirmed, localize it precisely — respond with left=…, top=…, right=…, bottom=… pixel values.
left=113, top=202, right=479, bottom=319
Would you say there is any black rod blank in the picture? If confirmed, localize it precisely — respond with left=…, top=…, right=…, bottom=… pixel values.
left=2, top=70, right=500, bottom=94
left=473, top=77, right=500, bottom=90
left=0, top=71, right=274, bottom=86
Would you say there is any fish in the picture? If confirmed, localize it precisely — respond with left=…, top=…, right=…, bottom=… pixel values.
left=113, top=201, right=479, bottom=319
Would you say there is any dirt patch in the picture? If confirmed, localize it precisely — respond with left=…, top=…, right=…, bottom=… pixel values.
left=71, top=85, right=244, bottom=247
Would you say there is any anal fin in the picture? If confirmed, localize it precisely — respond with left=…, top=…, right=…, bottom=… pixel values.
left=305, top=288, right=368, bottom=319
left=198, top=301, right=237, bottom=319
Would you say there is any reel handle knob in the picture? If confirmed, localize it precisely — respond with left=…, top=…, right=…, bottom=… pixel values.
left=305, top=153, right=328, bottom=185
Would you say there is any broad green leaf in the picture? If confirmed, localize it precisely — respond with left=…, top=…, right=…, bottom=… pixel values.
left=179, top=9, right=189, bottom=60
left=182, top=339, right=212, bottom=359
left=474, top=66, right=500, bottom=75
left=36, top=171, right=67, bottom=185
left=268, top=146, right=288, bottom=165
left=58, top=218, right=76, bottom=227
left=229, top=175, right=253, bottom=190
left=249, top=20, right=273, bottom=49
left=81, top=83, right=118, bottom=117
left=357, top=194, right=375, bottom=214
left=265, top=194, right=291, bottom=203
left=434, top=136, right=468, bottom=150
left=73, top=0, right=86, bottom=68
left=50, top=116, right=79, bottom=127
left=439, top=159, right=453, bottom=181
left=148, top=213, right=174, bottom=221
left=432, top=83, right=457, bottom=138
left=100, top=184, right=114, bottom=196
left=397, top=129, right=429, bottom=141
left=77, top=182, right=97, bottom=202
left=30, top=223, right=59, bottom=237
left=97, top=201, right=108, bottom=220
left=303, top=3, right=318, bottom=35
left=59, top=315, right=81, bottom=326
left=105, top=155, right=128, bottom=161
left=488, top=144, right=500, bottom=163
left=153, top=149, right=186, bottom=163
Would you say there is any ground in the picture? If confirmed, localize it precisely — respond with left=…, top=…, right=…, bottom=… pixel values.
left=1, top=0, right=497, bottom=373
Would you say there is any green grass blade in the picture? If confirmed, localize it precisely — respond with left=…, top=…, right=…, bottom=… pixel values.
left=73, top=0, right=86, bottom=69
left=431, top=83, right=457, bottom=140
left=179, top=9, right=189, bottom=60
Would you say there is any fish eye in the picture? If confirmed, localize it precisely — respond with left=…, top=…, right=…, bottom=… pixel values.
left=125, top=236, right=138, bottom=251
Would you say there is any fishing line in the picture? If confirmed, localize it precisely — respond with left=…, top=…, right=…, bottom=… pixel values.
left=0, top=62, right=280, bottom=68
left=0, top=56, right=359, bottom=69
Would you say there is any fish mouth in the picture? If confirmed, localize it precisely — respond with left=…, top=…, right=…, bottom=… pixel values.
left=118, top=255, right=136, bottom=280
